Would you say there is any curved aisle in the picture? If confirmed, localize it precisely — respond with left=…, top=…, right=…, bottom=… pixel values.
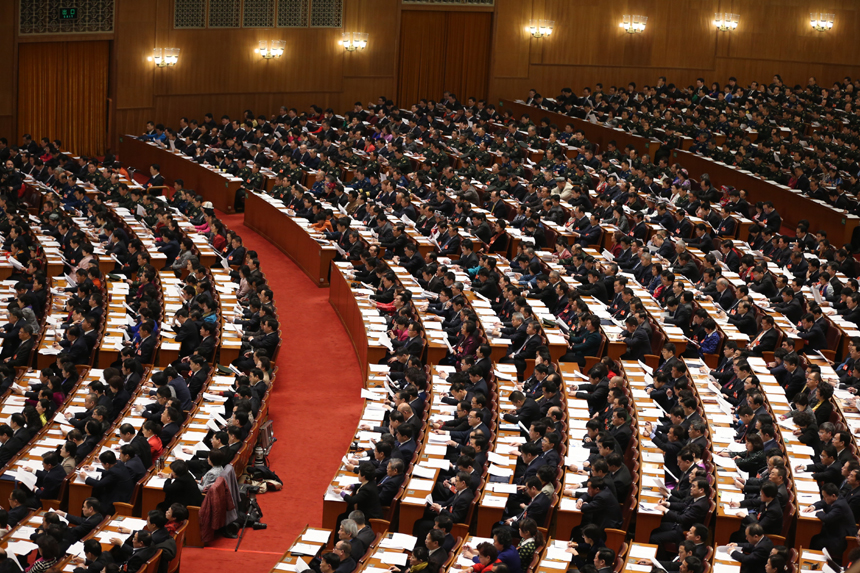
left=183, top=212, right=365, bottom=572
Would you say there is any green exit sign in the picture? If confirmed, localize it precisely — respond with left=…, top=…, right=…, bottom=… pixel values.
left=59, top=7, right=78, bottom=19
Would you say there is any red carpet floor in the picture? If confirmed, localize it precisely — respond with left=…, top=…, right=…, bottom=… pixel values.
left=181, top=212, right=364, bottom=573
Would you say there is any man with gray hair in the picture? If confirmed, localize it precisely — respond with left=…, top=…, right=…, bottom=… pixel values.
left=348, top=510, right=375, bottom=548
left=338, top=519, right=364, bottom=560
left=712, top=278, right=736, bottom=311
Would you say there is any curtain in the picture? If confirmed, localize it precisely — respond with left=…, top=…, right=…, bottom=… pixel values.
left=398, top=11, right=492, bottom=107
left=18, top=41, right=109, bottom=157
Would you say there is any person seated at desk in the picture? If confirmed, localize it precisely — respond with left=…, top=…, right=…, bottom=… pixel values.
left=649, top=478, right=711, bottom=558
left=725, top=523, right=774, bottom=573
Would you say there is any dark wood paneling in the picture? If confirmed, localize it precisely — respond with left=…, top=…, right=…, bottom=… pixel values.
left=489, top=0, right=860, bottom=104
left=0, top=117, right=13, bottom=144
left=0, top=0, right=16, bottom=132
left=491, top=0, right=532, bottom=79
left=115, top=0, right=156, bottom=110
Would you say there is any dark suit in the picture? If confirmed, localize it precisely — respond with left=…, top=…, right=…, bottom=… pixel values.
left=174, top=320, right=201, bottom=358
left=85, top=461, right=134, bottom=513
left=0, top=427, right=29, bottom=466
left=377, top=473, right=405, bottom=506
left=730, top=536, right=774, bottom=573
left=810, top=496, right=858, bottom=558
left=502, top=398, right=539, bottom=428
left=341, top=480, right=383, bottom=519
left=650, top=495, right=710, bottom=546
left=34, top=464, right=66, bottom=500
left=159, top=472, right=204, bottom=511
left=135, top=335, right=157, bottom=364
left=131, top=433, right=153, bottom=469
left=580, top=488, right=623, bottom=530
left=620, top=327, right=650, bottom=361
left=65, top=512, right=105, bottom=542
left=7, top=504, right=30, bottom=527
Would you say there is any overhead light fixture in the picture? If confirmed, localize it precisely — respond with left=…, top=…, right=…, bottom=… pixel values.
left=254, top=40, right=285, bottom=59
left=148, top=48, right=180, bottom=67
left=339, top=32, right=368, bottom=52
left=810, top=12, right=834, bottom=31
left=526, top=19, right=554, bottom=38
left=714, top=13, right=739, bottom=31
left=620, top=15, right=647, bottom=34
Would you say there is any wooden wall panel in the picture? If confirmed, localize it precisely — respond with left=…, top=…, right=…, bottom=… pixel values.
left=724, top=0, right=860, bottom=67
left=491, top=0, right=531, bottom=78
left=489, top=0, right=860, bottom=105
left=342, top=0, right=399, bottom=80
left=115, top=0, right=156, bottom=110
left=0, top=0, right=16, bottom=142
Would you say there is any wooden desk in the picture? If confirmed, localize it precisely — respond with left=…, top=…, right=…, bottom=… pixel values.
left=329, top=264, right=387, bottom=383
left=117, top=136, right=239, bottom=214
left=244, top=192, right=337, bottom=287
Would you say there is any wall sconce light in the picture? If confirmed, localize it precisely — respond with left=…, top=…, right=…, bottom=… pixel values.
left=620, top=15, right=647, bottom=34
left=714, top=13, right=739, bottom=31
left=148, top=48, right=180, bottom=67
left=526, top=19, right=554, bottom=38
left=339, top=32, right=368, bottom=52
left=254, top=40, right=285, bottom=59
left=810, top=13, right=834, bottom=31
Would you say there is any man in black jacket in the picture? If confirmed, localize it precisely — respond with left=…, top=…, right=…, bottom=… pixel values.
left=727, top=523, right=773, bottom=573
left=0, top=417, right=29, bottom=466
left=108, top=530, right=159, bottom=573
left=58, top=497, right=104, bottom=546
left=412, top=472, right=474, bottom=546
left=650, top=479, right=710, bottom=555
left=730, top=482, right=782, bottom=542
left=577, top=476, right=623, bottom=532
left=808, top=482, right=858, bottom=561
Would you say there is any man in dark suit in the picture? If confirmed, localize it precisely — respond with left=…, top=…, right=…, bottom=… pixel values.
left=712, top=279, right=736, bottom=311
left=607, top=453, right=632, bottom=502
left=747, top=316, right=779, bottom=356
left=26, top=451, right=66, bottom=501
left=144, top=164, right=165, bottom=193
left=503, top=391, right=539, bottom=430
left=85, top=451, right=134, bottom=514
left=173, top=310, right=200, bottom=358
left=134, top=322, right=157, bottom=365
left=650, top=479, right=710, bottom=555
left=0, top=416, right=29, bottom=466
left=801, top=445, right=843, bottom=488
left=498, top=477, right=550, bottom=536
left=6, top=489, right=30, bottom=527
left=727, top=303, right=758, bottom=337
left=727, top=524, right=774, bottom=573
left=377, top=458, right=405, bottom=506
left=119, top=424, right=153, bottom=469
left=5, top=325, right=35, bottom=367
left=620, top=316, right=650, bottom=361
left=798, top=313, right=827, bottom=352
left=578, top=476, right=623, bottom=531
left=108, top=530, right=160, bottom=572
left=60, top=497, right=104, bottom=545
left=809, top=482, right=858, bottom=561
left=412, top=472, right=475, bottom=545
left=500, top=320, right=541, bottom=381
left=426, top=529, right=449, bottom=573
left=731, top=483, right=782, bottom=541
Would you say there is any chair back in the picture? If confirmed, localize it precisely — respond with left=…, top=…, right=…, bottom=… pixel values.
left=368, top=519, right=389, bottom=537
left=604, top=529, right=627, bottom=555
left=167, top=520, right=189, bottom=573
left=133, top=549, right=163, bottom=573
